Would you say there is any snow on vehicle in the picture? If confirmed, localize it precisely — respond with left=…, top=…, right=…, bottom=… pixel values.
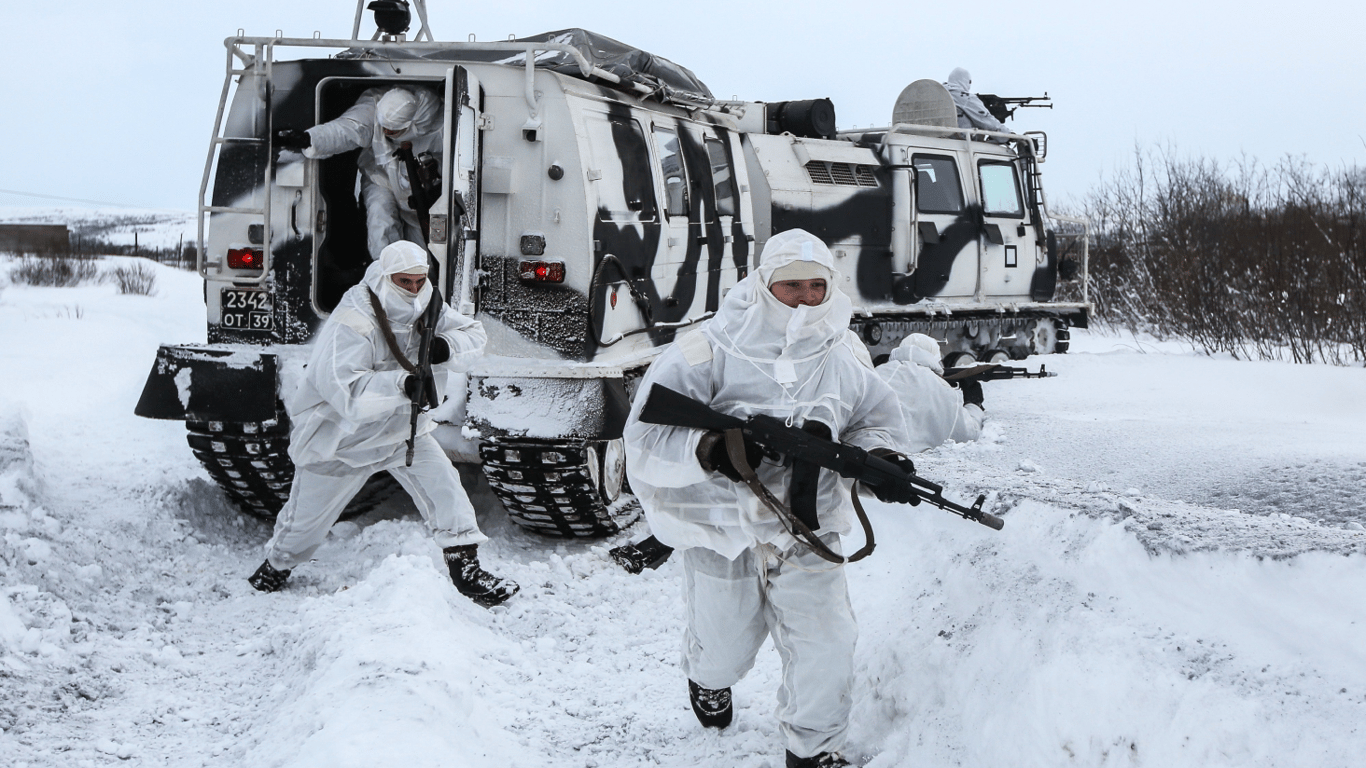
left=134, top=1, right=1089, bottom=538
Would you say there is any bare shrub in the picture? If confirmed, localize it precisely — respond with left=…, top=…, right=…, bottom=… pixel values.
left=1082, top=147, right=1365, bottom=364
left=9, top=254, right=100, bottom=288
left=108, top=261, right=158, bottom=296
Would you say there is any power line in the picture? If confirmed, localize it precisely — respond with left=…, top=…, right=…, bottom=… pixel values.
left=0, top=187, right=190, bottom=214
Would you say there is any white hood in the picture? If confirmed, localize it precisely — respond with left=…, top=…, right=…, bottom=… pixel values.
left=704, top=229, right=851, bottom=413
left=362, top=240, right=432, bottom=324
left=889, top=333, right=944, bottom=373
left=371, top=87, right=442, bottom=176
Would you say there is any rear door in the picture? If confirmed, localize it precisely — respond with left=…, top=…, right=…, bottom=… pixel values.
left=431, top=67, right=480, bottom=315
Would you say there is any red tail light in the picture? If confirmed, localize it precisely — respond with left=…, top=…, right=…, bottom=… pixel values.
left=518, top=260, right=565, bottom=283
left=227, top=248, right=263, bottom=270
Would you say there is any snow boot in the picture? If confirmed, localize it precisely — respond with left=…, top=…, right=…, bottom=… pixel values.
left=785, top=751, right=853, bottom=768
left=609, top=535, right=675, bottom=574
left=247, top=560, right=291, bottom=593
left=443, top=545, right=519, bottom=607
left=688, top=679, right=733, bottom=728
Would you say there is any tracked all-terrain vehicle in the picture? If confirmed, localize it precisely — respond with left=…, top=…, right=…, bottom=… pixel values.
left=135, top=1, right=1089, bottom=537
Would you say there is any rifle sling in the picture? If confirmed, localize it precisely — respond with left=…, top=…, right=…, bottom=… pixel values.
left=723, top=429, right=876, bottom=565
left=367, top=288, right=432, bottom=374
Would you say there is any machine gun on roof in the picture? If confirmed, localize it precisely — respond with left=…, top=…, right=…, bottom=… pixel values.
left=977, top=93, right=1052, bottom=123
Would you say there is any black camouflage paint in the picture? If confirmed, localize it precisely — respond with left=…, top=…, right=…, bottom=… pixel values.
left=772, top=181, right=893, bottom=299
left=587, top=101, right=663, bottom=359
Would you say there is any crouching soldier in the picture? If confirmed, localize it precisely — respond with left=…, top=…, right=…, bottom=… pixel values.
left=876, top=333, right=986, bottom=451
left=247, top=240, right=518, bottom=607
left=623, top=230, right=912, bottom=768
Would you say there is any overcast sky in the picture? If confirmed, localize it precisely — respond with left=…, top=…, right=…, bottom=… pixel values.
left=2, top=0, right=1361, bottom=214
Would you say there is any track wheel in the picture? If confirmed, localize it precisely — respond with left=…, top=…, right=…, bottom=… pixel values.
left=480, top=438, right=640, bottom=538
left=186, top=419, right=396, bottom=522
left=943, top=351, right=977, bottom=369
left=1027, top=319, right=1059, bottom=355
left=1054, top=324, right=1071, bottom=354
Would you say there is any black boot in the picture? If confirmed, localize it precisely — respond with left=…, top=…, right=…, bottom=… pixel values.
left=785, top=751, right=852, bottom=768
left=609, top=535, right=675, bottom=574
left=688, top=679, right=733, bottom=728
left=248, top=560, right=291, bottom=593
left=443, top=545, right=519, bottom=607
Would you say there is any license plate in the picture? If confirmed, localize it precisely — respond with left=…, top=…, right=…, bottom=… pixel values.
left=220, top=288, right=274, bottom=331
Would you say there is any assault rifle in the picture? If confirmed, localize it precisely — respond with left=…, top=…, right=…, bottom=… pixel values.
left=396, top=141, right=444, bottom=467
left=941, top=363, right=1056, bottom=385
left=977, top=93, right=1052, bottom=124
left=394, top=141, right=442, bottom=241
left=637, top=384, right=1004, bottom=531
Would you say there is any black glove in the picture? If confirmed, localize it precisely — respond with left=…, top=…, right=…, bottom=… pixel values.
left=430, top=337, right=451, bottom=365
left=696, top=430, right=765, bottom=483
left=868, top=448, right=921, bottom=505
left=275, top=128, right=312, bottom=151
left=959, top=379, right=985, bottom=408
left=403, top=372, right=439, bottom=410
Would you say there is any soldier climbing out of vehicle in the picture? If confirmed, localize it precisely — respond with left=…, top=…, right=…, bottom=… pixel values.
left=622, top=229, right=916, bottom=768
left=248, top=240, right=518, bottom=607
left=276, top=85, right=443, bottom=261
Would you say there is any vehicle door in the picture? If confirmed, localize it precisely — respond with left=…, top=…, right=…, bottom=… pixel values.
left=432, top=67, right=479, bottom=316
left=700, top=129, right=749, bottom=312
left=974, top=157, right=1030, bottom=300
left=911, top=152, right=978, bottom=299
left=651, top=124, right=693, bottom=274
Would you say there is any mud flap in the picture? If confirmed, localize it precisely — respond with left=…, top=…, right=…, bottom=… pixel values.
left=134, top=344, right=279, bottom=423
left=1030, top=230, right=1059, bottom=302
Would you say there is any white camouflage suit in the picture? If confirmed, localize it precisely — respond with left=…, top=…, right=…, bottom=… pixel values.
left=624, top=230, right=910, bottom=759
left=264, top=241, right=488, bottom=570
left=876, top=333, right=984, bottom=452
left=944, top=67, right=1006, bottom=133
left=303, top=86, right=443, bottom=260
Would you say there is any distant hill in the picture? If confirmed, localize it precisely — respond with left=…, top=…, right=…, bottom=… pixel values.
left=0, top=206, right=195, bottom=251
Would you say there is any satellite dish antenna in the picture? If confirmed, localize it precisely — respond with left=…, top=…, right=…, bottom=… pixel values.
left=892, top=79, right=958, bottom=130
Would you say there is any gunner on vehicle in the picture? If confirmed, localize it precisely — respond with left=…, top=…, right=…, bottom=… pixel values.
left=247, top=240, right=518, bottom=607
left=276, top=85, right=443, bottom=260
left=943, top=67, right=1006, bottom=133
left=623, top=229, right=913, bottom=768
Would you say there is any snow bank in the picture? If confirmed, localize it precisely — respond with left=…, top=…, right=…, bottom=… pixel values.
left=851, top=501, right=1366, bottom=767
left=237, top=553, right=534, bottom=768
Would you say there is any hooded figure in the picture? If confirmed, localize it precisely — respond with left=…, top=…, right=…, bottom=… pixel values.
left=248, top=241, right=518, bottom=607
left=944, top=67, right=1006, bottom=133
left=623, top=229, right=910, bottom=768
left=299, top=86, right=443, bottom=260
left=876, top=333, right=985, bottom=451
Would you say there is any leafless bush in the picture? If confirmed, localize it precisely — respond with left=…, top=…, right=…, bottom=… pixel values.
left=1082, top=147, right=1365, bottom=364
left=8, top=254, right=100, bottom=288
left=108, top=261, right=158, bottom=296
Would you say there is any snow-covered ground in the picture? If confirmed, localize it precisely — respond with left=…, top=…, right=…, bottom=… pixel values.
left=1, top=256, right=1363, bottom=767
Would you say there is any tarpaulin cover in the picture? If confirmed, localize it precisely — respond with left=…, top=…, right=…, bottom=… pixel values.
left=354, top=28, right=714, bottom=105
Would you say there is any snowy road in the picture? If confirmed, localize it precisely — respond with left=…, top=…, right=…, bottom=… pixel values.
left=2, top=258, right=1364, bottom=767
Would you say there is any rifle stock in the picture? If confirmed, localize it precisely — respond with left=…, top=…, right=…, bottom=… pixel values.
left=637, top=384, right=1004, bottom=530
